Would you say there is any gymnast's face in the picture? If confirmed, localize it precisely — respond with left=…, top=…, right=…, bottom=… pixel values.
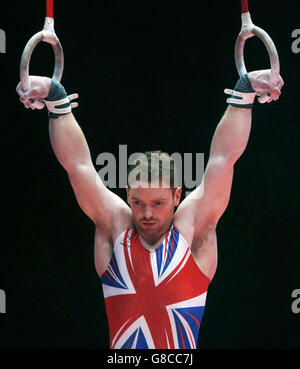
left=126, top=181, right=181, bottom=243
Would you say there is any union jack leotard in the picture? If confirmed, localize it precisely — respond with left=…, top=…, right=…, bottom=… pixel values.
left=101, top=224, right=211, bottom=349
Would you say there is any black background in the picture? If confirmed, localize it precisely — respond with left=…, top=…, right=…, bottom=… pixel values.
left=0, top=0, right=299, bottom=350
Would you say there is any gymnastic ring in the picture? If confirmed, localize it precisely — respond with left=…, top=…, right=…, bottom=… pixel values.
left=19, top=17, right=64, bottom=108
left=235, top=27, right=280, bottom=83
left=235, top=13, right=280, bottom=102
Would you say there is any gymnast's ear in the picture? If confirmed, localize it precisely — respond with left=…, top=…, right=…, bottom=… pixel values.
left=173, top=187, right=182, bottom=207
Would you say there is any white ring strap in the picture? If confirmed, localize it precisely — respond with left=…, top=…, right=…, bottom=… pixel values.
left=224, top=89, right=256, bottom=105
left=44, top=93, right=79, bottom=114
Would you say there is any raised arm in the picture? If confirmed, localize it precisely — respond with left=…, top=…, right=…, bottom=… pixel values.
left=49, top=112, right=131, bottom=236
left=16, top=76, right=131, bottom=239
left=175, top=70, right=284, bottom=237
left=188, top=104, right=252, bottom=225
left=173, top=70, right=283, bottom=280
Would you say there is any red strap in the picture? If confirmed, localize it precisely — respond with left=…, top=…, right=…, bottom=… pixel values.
left=46, top=0, right=54, bottom=18
left=241, top=0, right=249, bottom=14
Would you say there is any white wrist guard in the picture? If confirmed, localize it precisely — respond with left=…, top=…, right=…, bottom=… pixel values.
left=44, top=93, right=78, bottom=115
left=45, top=80, right=78, bottom=119
left=224, top=89, right=256, bottom=106
left=225, top=74, right=256, bottom=108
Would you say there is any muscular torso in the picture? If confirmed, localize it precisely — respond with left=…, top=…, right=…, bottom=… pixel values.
left=94, top=213, right=218, bottom=281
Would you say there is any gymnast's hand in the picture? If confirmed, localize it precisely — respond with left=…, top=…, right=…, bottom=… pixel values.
left=248, top=69, right=284, bottom=103
left=16, top=76, right=52, bottom=109
left=16, top=76, right=78, bottom=117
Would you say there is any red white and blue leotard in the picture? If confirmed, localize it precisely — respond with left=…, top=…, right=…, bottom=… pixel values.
left=101, top=224, right=211, bottom=349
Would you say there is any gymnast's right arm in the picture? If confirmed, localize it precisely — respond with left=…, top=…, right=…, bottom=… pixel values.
left=16, top=76, right=131, bottom=237
left=48, top=112, right=131, bottom=234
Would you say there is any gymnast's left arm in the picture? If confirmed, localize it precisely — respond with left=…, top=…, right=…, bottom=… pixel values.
left=175, top=70, right=284, bottom=232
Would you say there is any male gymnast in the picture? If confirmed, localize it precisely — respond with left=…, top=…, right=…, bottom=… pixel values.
left=16, top=69, right=283, bottom=349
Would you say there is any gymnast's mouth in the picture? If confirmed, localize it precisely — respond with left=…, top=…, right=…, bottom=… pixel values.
left=141, top=221, right=156, bottom=226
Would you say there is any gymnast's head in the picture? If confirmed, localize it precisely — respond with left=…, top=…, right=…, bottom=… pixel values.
left=126, top=151, right=182, bottom=240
